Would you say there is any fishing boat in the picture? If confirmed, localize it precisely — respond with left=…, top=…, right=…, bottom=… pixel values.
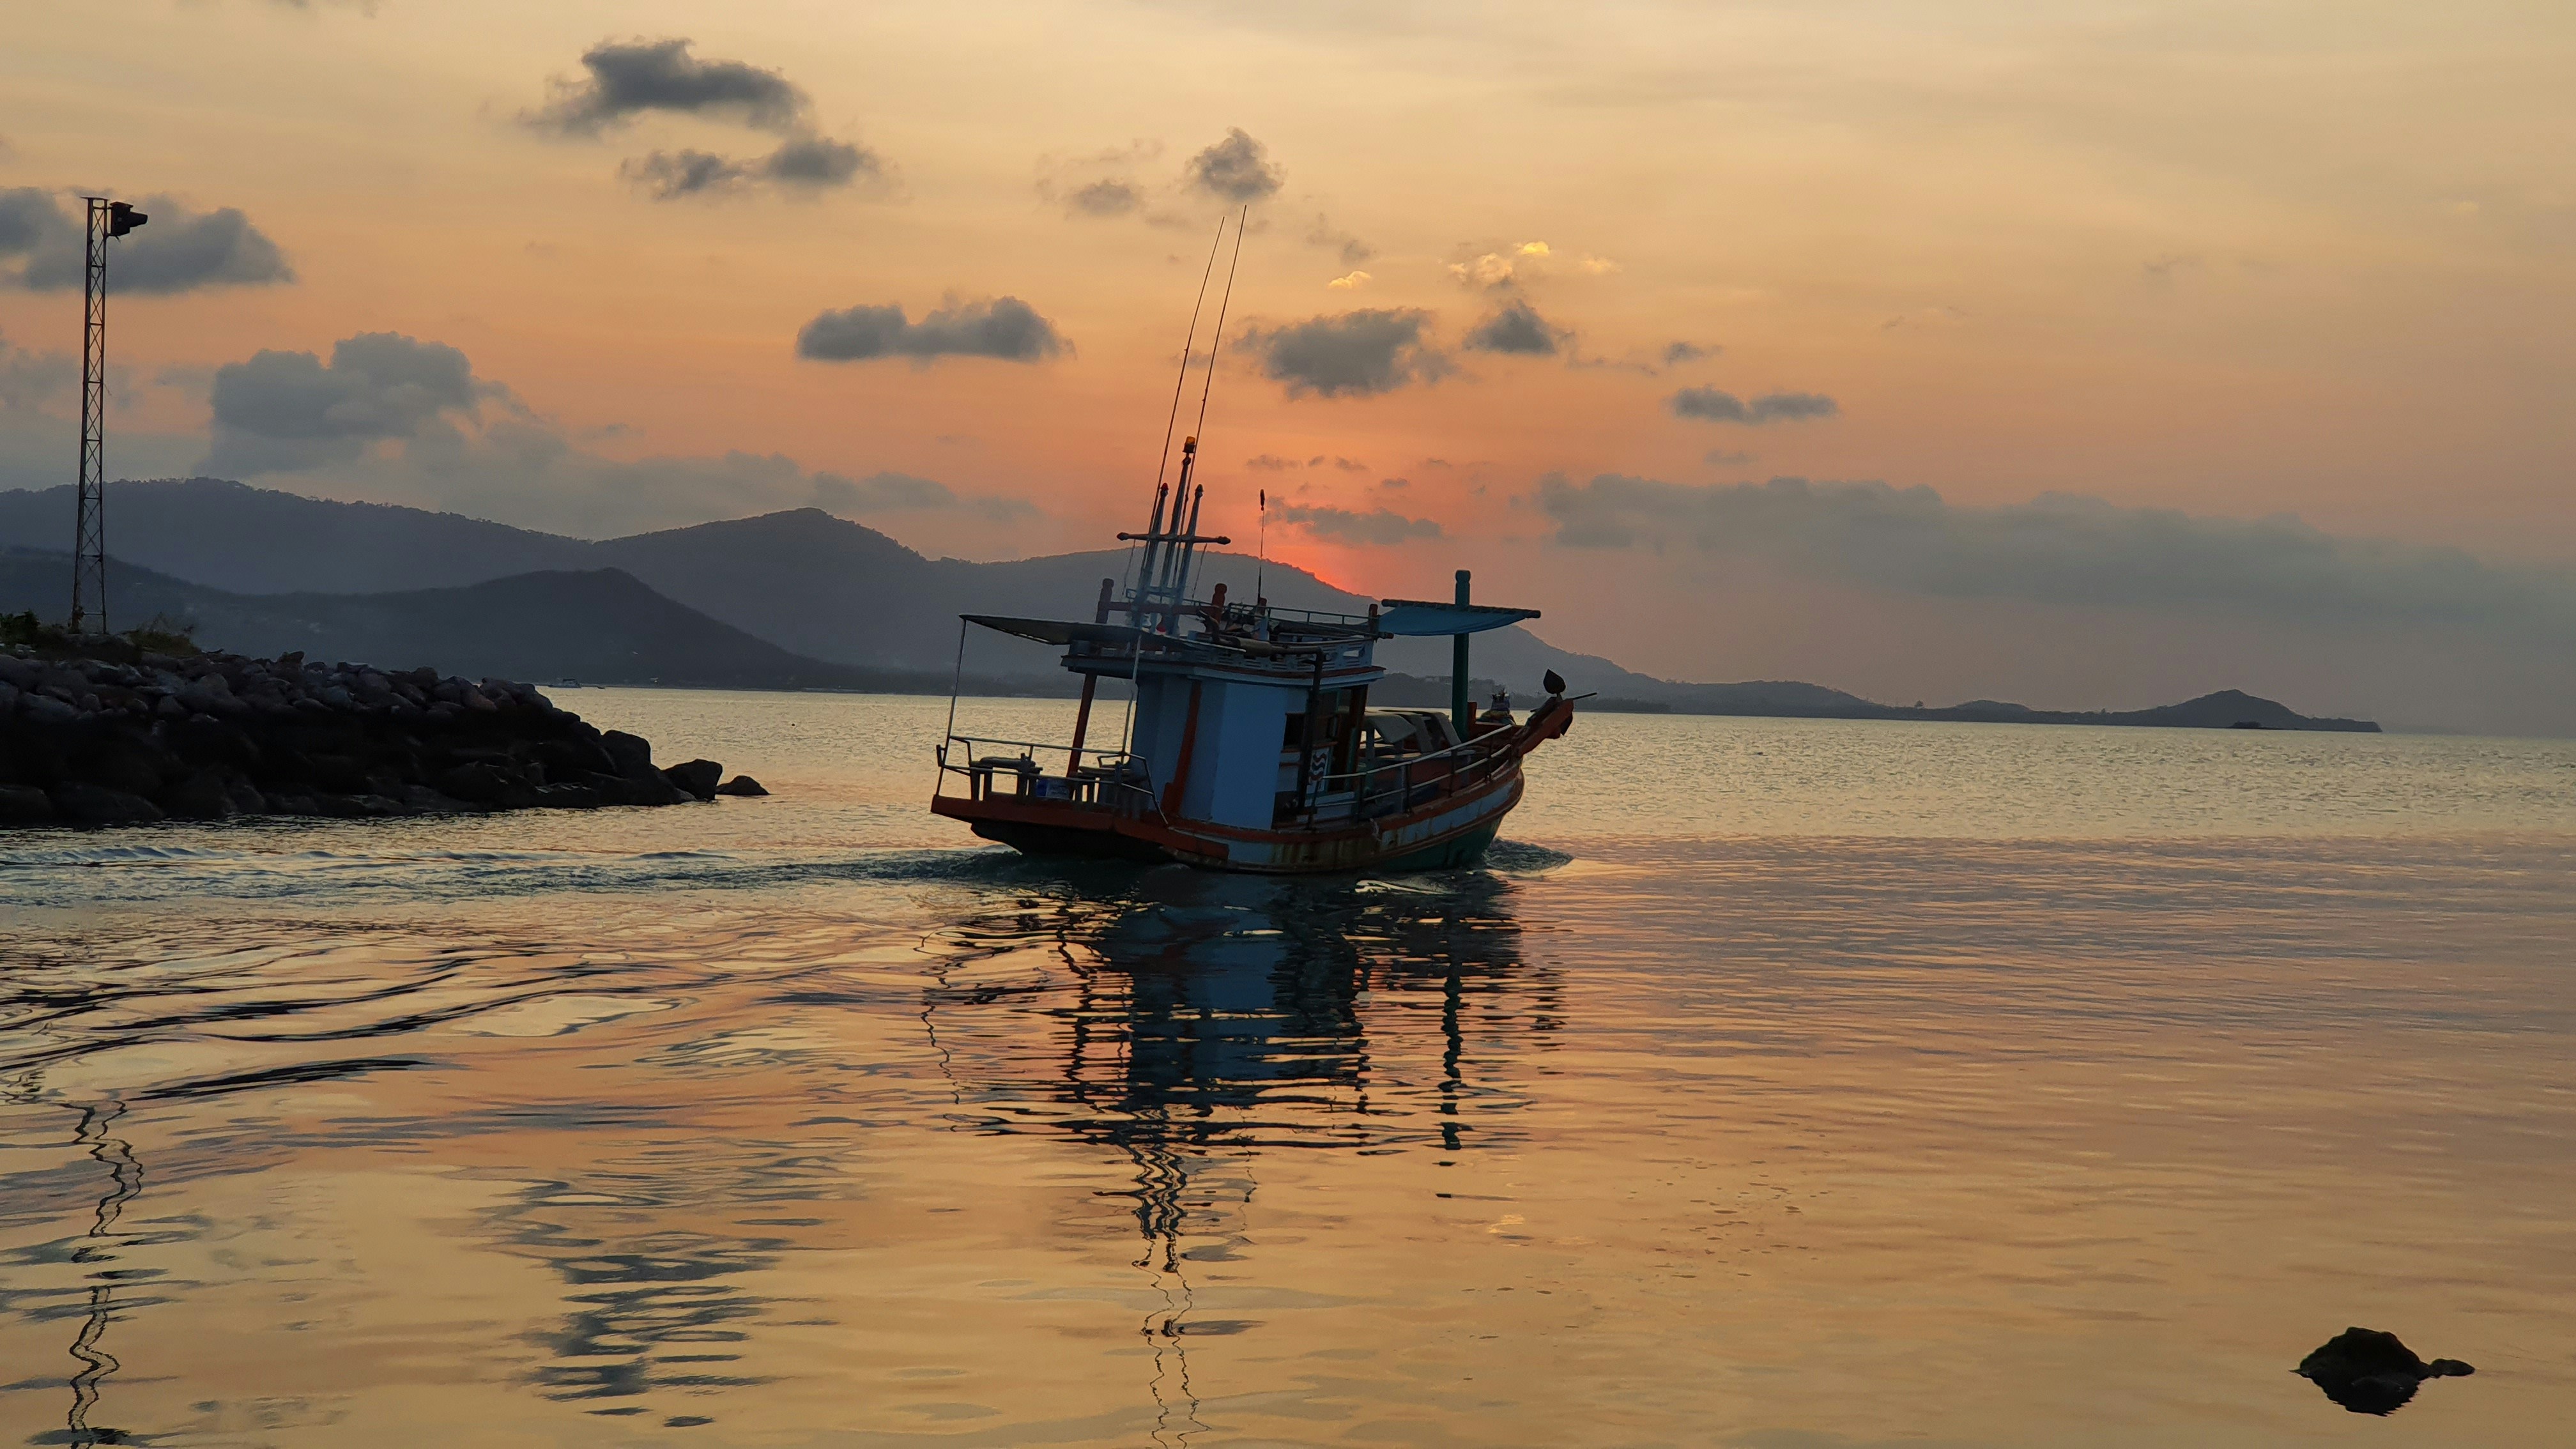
left=929, top=215, right=1575, bottom=873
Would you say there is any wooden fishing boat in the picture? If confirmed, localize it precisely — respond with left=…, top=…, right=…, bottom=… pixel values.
left=930, top=217, right=1574, bottom=873
left=930, top=442, right=1574, bottom=873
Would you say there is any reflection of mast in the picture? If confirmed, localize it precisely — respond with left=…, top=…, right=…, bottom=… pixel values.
left=67, top=1100, right=142, bottom=1448
left=1127, top=1131, right=1205, bottom=1448
left=1439, top=965, right=1466, bottom=1156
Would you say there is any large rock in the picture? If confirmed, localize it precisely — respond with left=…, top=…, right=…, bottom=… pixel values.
left=714, top=774, right=769, bottom=797
left=662, top=758, right=723, bottom=801
left=0, top=784, right=54, bottom=824
left=50, top=781, right=164, bottom=825
left=436, top=761, right=522, bottom=806
left=165, top=769, right=245, bottom=820
left=73, top=735, right=178, bottom=798
left=601, top=730, right=655, bottom=776
left=2296, top=1328, right=2474, bottom=1416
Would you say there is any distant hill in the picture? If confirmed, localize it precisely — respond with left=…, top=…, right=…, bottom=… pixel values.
left=0, top=480, right=1644, bottom=698
left=0, top=479, right=594, bottom=594
left=0, top=480, right=2382, bottom=730
left=0, top=548, right=1022, bottom=693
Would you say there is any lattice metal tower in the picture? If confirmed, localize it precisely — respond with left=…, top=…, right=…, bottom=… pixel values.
left=70, top=197, right=144, bottom=636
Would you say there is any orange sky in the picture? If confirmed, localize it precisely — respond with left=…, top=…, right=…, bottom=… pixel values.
left=3, top=0, right=2572, bottom=728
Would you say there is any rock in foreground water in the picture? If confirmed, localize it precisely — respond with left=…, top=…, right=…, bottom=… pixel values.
left=2296, top=1327, right=2474, bottom=1415
left=0, top=643, right=745, bottom=827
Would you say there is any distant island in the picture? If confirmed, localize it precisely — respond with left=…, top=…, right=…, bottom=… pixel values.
left=1576, top=687, right=2377, bottom=732
left=0, top=479, right=2380, bottom=732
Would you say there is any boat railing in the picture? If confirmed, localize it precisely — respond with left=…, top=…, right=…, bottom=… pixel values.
left=935, top=733, right=1156, bottom=813
left=1295, top=717, right=1523, bottom=824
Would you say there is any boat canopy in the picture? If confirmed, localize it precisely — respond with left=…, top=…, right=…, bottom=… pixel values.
left=963, top=615, right=1143, bottom=647
left=1374, top=600, right=1541, bottom=636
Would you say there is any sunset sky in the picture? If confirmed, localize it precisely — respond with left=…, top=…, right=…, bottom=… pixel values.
left=3, top=0, right=2571, bottom=732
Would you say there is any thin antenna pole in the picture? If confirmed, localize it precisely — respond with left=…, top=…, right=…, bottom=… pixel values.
left=1137, top=218, right=1229, bottom=601
left=1255, top=489, right=1267, bottom=604
left=1172, top=208, right=1248, bottom=607
left=1191, top=207, right=1248, bottom=443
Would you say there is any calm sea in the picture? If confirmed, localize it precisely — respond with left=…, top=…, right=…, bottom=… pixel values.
left=4, top=692, right=2573, bottom=1446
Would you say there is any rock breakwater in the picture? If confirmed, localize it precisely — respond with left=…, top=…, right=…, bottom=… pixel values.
left=0, top=645, right=746, bottom=827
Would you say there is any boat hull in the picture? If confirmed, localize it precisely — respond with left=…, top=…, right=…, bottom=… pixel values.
left=936, top=767, right=1525, bottom=875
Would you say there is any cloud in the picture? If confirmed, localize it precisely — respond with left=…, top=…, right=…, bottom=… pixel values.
left=1305, top=213, right=1373, bottom=265
left=1184, top=128, right=1284, bottom=203
left=1446, top=240, right=1552, bottom=290
left=204, top=332, right=488, bottom=475
left=1703, top=448, right=1756, bottom=466
left=1236, top=309, right=1449, bottom=398
left=1066, top=178, right=1143, bottom=217
left=1462, top=298, right=1571, bottom=356
left=1668, top=386, right=1841, bottom=424
left=1531, top=473, right=2576, bottom=638
left=1331, top=456, right=1368, bottom=471
left=1276, top=503, right=1443, bottom=546
left=1663, top=341, right=1717, bottom=365
left=0, top=188, right=294, bottom=295
left=763, top=134, right=877, bottom=187
left=1326, top=270, right=1370, bottom=291
left=180, top=330, right=1039, bottom=537
left=1245, top=454, right=1297, bottom=471
left=526, top=38, right=808, bottom=136
left=622, top=134, right=884, bottom=198
left=796, top=296, right=1066, bottom=364
left=621, top=149, right=737, bottom=198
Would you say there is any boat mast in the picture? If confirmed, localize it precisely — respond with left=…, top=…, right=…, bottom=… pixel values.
left=1167, top=211, right=1246, bottom=619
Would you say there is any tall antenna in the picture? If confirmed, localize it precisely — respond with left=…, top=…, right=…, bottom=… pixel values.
left=70, top=197, right=144, bottom=636
left=1134, top=218, right=1229, bottom=601
left=1167, top=208, right=1248, bottom=604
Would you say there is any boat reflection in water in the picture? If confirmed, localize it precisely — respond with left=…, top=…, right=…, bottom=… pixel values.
left=917, top=854, right=1564, bottom=1438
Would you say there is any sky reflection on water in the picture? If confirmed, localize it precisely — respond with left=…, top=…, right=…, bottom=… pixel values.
left=3, top=695, right=2574, bottom=1446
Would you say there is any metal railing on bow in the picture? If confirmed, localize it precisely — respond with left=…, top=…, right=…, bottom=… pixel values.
left=935, top=734, right=1158, bottom=813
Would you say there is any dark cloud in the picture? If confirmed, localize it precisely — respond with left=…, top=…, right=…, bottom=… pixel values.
left=622, top=134, right=883, bottom=199
left=1332, top=457, right=1368, bottom=471
left=1067, top=179, right=1143, bottom=217
left=1663, top=341, right=1717, bottom=365
left=622, top=149, right=739, bottom=198
left=1276, top=503, right=1443, bottom=546
left=527, top=38, right=808, bottom=136
left=0, top=188, right=293, bottom=295
left=1305, top=213, right=1373, bottom=266
left=1668, top=386, right=1840, bottom=425
left=1462, top=299, right=1571, bottom=356
left=204, top=332, right=484, bottom=473
left=1236, top=309, right=1449, bottom=399
left=1533, top=473, right=2576, bottom=638
left=1245, top=454, right=1297, bottom=471
left=763, top=134, right=875, bottom=186
left=796, top=296, right=1066, bottom=364
left=1185, top=128, right=1284, bottom=203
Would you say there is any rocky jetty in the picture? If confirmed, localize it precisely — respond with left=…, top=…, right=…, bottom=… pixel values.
left=0, top=643, right=751, bottom=827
